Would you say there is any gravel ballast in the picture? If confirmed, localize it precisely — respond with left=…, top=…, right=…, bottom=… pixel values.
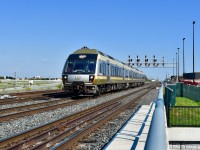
left=0, top=87, right=148, bottom=139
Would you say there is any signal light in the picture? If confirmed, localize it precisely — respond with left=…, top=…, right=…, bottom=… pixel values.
left=145, top=55, right=148, bottom=66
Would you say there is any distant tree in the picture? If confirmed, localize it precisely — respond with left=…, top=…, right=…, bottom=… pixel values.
left=6, top=76, right=15, bottom=79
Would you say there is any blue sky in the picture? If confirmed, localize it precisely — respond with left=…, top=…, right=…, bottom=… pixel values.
left=0, top=0, right=200, bottom=80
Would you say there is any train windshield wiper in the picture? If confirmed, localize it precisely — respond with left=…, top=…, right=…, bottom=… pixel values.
left=73, top=70, right=85, bottom=74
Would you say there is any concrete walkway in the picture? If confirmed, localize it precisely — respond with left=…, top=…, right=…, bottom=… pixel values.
left=168, top=128, right=200, bottom=141
left=105, top=102, right=155, bottom=150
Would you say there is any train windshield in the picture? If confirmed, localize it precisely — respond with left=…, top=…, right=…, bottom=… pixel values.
left=63, top=54, right=97, bottom=74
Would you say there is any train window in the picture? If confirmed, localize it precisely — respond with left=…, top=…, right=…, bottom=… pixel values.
left=103, top=63, right=106, bottom=75
left=100, top=63, right=106, bottom=75
left=125, top=70, right=128, bottom=78
left=64, top=61, right=73, bottom=73
left=115, top=67, right=118, bottom=76
left=88, top=62, right=95, bottom=73
left=129, top=71, right=132, bottom=78
left=112, top=65, right=117, bottom=76
left=133, top=72, right=136, bottom=78
left=100, top=63, right=103, bottom=74
left=74, top=62, right=86, bottom=71
left=119, top=68, right=122, bottom=77
left=111, top=66, right=114, bottom=76
left=64, top=59, right=96, bottom=74
left=135, top=73, right=138, bottom=79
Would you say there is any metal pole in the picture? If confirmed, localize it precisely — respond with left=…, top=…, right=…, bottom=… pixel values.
left=193, top=21, right=195, bottom=83
left=183, top=38, right=185, bottom=75
left=176, top=53, right=178, bottom=82
left=177, top=48, right=180, bottom=82
left=173, top=58, right=174, bottom=77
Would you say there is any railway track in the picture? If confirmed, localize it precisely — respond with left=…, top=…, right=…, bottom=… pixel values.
left=0, top=85, right=151, bottom=122
left=0, top=98, right=74, bottom=117
left=9, top=90, right=63, bottom=97
left=0, top=85, right=154, bottom=150
left=0, top=97, right=90, bottom=122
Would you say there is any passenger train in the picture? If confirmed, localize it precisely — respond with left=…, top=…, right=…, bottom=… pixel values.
left=62, top=47, right=147, bottom=95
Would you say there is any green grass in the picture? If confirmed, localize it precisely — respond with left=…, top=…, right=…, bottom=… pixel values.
left=170, top=97, right=200, bottom=126
left=176, top=97, right=200, bottom=106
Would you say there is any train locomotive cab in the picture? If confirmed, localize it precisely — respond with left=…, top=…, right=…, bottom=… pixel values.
left=62, top=52, right=98, bottom=95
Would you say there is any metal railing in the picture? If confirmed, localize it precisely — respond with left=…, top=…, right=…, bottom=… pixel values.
left=144, top=85, right=167, bottom=150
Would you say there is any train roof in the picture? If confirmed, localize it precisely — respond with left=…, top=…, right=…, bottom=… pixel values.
left=73, top=47, right=145, bottom=75
left=73, top=46, right=125, bottom=63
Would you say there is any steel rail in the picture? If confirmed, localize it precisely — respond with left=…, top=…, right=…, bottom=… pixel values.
left=0, top=98, right=73, bottom=116
left=0, top=98, right=35, bottom=105
left=0, top=97, right=90, bottom=122
left=9, top=89, right=63, bottom=97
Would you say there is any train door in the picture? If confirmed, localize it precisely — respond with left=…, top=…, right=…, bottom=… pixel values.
left=123, top=67, right=125, bottom=80
left=107, top=60, right=110, bottom=82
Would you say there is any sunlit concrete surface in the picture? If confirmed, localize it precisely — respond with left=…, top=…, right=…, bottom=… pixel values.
left=105, top=103, right=155, bottom=150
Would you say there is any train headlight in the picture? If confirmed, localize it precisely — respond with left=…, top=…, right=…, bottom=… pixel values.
left=62, top=75, right=68, bottom=83
left=89, top=75, right=95, bottom=83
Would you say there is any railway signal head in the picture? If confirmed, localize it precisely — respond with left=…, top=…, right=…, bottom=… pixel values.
left=136, top=55, right=140, bottom=66
left=128, top=55, right=133, bottom=66
left=145, top=55, right=148, bottom=66
left=153, top=55, right=157, bottom=66
left=162, top=57, right=165, bottom=67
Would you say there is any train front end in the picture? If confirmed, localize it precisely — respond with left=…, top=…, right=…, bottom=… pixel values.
left=62, top=53, right=98, bottom=95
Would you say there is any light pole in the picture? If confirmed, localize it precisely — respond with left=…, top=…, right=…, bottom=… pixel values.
left=176, top=53, right=178, bottom=82
left=173, top=58, right=174, bottom=77
left=193, top=21, right=195, bottom=83
left=177, top=48, right=180, bottom=82
left=183, top=38, right=185, bottom=75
